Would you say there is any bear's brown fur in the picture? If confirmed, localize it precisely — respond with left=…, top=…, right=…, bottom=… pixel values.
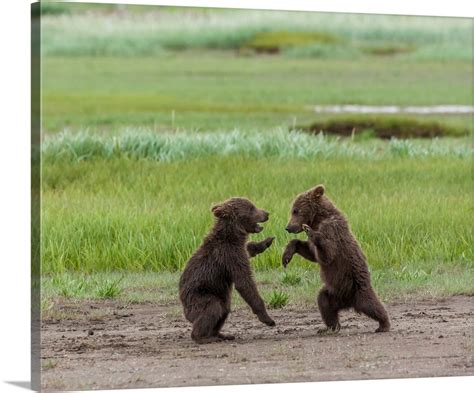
left=283, top=185, right=390, bottom=333
left=179, top=197, right=276, bottom=344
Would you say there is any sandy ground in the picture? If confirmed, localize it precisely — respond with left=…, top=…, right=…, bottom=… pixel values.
left=41, top=296, right=473, bottom=391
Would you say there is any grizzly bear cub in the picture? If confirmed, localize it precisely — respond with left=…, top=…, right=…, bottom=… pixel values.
left=179, top=198, right=276, bottom=344
left=283, top=185, right=390, bottom=333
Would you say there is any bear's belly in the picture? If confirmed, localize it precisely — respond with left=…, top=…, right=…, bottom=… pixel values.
left=320, top=264, right=354, bottom=299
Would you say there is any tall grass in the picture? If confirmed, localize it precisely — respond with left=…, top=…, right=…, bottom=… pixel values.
left=42, top=149, right=472, bottom=274
left=42, top=129, right=472, bottom=164
left=41, top=7, right=473, bottom=60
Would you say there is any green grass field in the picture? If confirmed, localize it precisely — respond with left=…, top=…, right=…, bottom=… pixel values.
left=41, top=5, right=473, bottom=133
left=40, top=5, right=473, bottom=306
left=42, top=54, right=473, bottom=133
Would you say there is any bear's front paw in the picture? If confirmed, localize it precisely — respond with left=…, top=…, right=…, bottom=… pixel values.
left=375, top=323, right=390, bottom=333
left=282, top=247, right=295, bottom=268
left=257, top=312, right=276, bottom=327
left=265, top=318, right=276, bottom=327
left=262, top=236, right=275, bottom=250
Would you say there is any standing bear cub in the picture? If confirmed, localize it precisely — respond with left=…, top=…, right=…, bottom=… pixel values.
left=179, top=197, right=276, bottom=344
left=283, top=185, right=390, bottom=333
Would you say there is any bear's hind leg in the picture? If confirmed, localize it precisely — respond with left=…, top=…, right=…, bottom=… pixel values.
left=317, top=287, right=341, bottom=333
left=191, top=298, right=226, bottom=344
left=213, top=311, right=235, bottom=341
left=354, top=289, right=390, bottom=333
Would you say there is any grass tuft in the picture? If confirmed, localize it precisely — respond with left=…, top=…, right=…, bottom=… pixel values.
left=267, top=290, right=290, bottom=309
left=46, top=274, right=124, bottom=299
left=52, top=275, right=88, bottom=298
left=42, top=359, right=58, bottom=370
left=281, top=272, right=302, bottom=286
left=96, top=278, right=123, bottom=299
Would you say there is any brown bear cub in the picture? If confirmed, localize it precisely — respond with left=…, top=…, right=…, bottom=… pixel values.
left=283, top=185, right=390, bottom=333
left=179, top=198, right=276, bottom=344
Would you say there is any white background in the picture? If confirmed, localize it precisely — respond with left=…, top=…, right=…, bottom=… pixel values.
left=0, top=1, right=472, bottom=392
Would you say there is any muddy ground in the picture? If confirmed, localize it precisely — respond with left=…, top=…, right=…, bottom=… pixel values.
left=41, top=296, right=473, bottom=391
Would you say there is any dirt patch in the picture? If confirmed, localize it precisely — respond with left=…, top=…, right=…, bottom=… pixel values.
left=41, top=296, right=473, bottom=390
left=361, top=44, right=416, bottom=56
left=241, top=31, right=340, bottom=54
left=296, top=116, right=468, bottom=138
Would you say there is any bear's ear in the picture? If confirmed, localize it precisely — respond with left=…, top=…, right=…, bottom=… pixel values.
left=211, top=203, right=231, bottom=218
left=310, top=184, right=325, bottom=199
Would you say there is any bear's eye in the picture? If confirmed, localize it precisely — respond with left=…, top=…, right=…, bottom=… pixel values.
left=292, top=208, right=299, bottom=215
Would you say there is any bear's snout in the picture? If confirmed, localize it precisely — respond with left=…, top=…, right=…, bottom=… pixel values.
left=256, top=209, right=269, bottom=223
left=285, top=224, right=301, bottom=233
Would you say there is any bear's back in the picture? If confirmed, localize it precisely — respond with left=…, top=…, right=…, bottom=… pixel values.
left=179, top=241, right=236, bottom=303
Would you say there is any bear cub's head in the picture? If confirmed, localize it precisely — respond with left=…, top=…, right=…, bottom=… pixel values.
left=285, top=184, right=326, bottom=234
left=212, top=198, right=269, bottom=234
